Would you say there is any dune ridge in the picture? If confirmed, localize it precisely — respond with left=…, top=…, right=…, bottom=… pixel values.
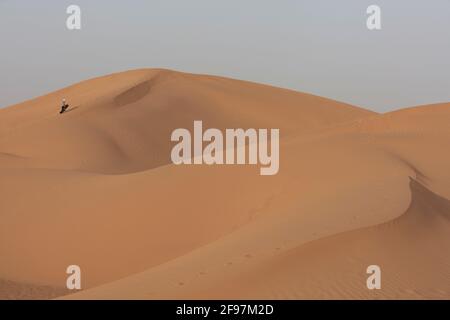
left=0, top=69, right=449, bottom=299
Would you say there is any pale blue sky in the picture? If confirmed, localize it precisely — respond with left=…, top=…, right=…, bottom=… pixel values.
left=0, top=0, right=449, bottom=112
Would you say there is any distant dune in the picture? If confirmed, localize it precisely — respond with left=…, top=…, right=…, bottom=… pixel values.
left=0, top=69, right=448, bottom=299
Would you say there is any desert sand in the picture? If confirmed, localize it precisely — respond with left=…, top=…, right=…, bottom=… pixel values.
left=0, top=69, right=448, bottom=299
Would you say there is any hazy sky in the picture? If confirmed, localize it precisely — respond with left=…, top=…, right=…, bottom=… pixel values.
left=0, top=0, right=449, bottom=112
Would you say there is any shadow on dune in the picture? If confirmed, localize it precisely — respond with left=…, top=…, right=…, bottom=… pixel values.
left=391, top=177, right=450, bottom=226
left=62, top=106, right=79, bottom=114
left=113, top=71, right=171, bottom=107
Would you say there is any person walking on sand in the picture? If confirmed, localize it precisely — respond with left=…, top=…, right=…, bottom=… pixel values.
left=59, top=98, right=69, bottom=114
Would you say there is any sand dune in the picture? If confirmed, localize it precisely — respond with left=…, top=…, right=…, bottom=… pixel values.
left=0, top=69, right=372, bottom=174
left=0, top=69, right=448, bottom=299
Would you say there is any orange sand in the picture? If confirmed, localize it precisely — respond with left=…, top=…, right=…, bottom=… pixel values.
left=0, top=69, right=448, bottom=299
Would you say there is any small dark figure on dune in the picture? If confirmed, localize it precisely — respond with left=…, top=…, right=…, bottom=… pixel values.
left=59, top=99, right=69, bottom=114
